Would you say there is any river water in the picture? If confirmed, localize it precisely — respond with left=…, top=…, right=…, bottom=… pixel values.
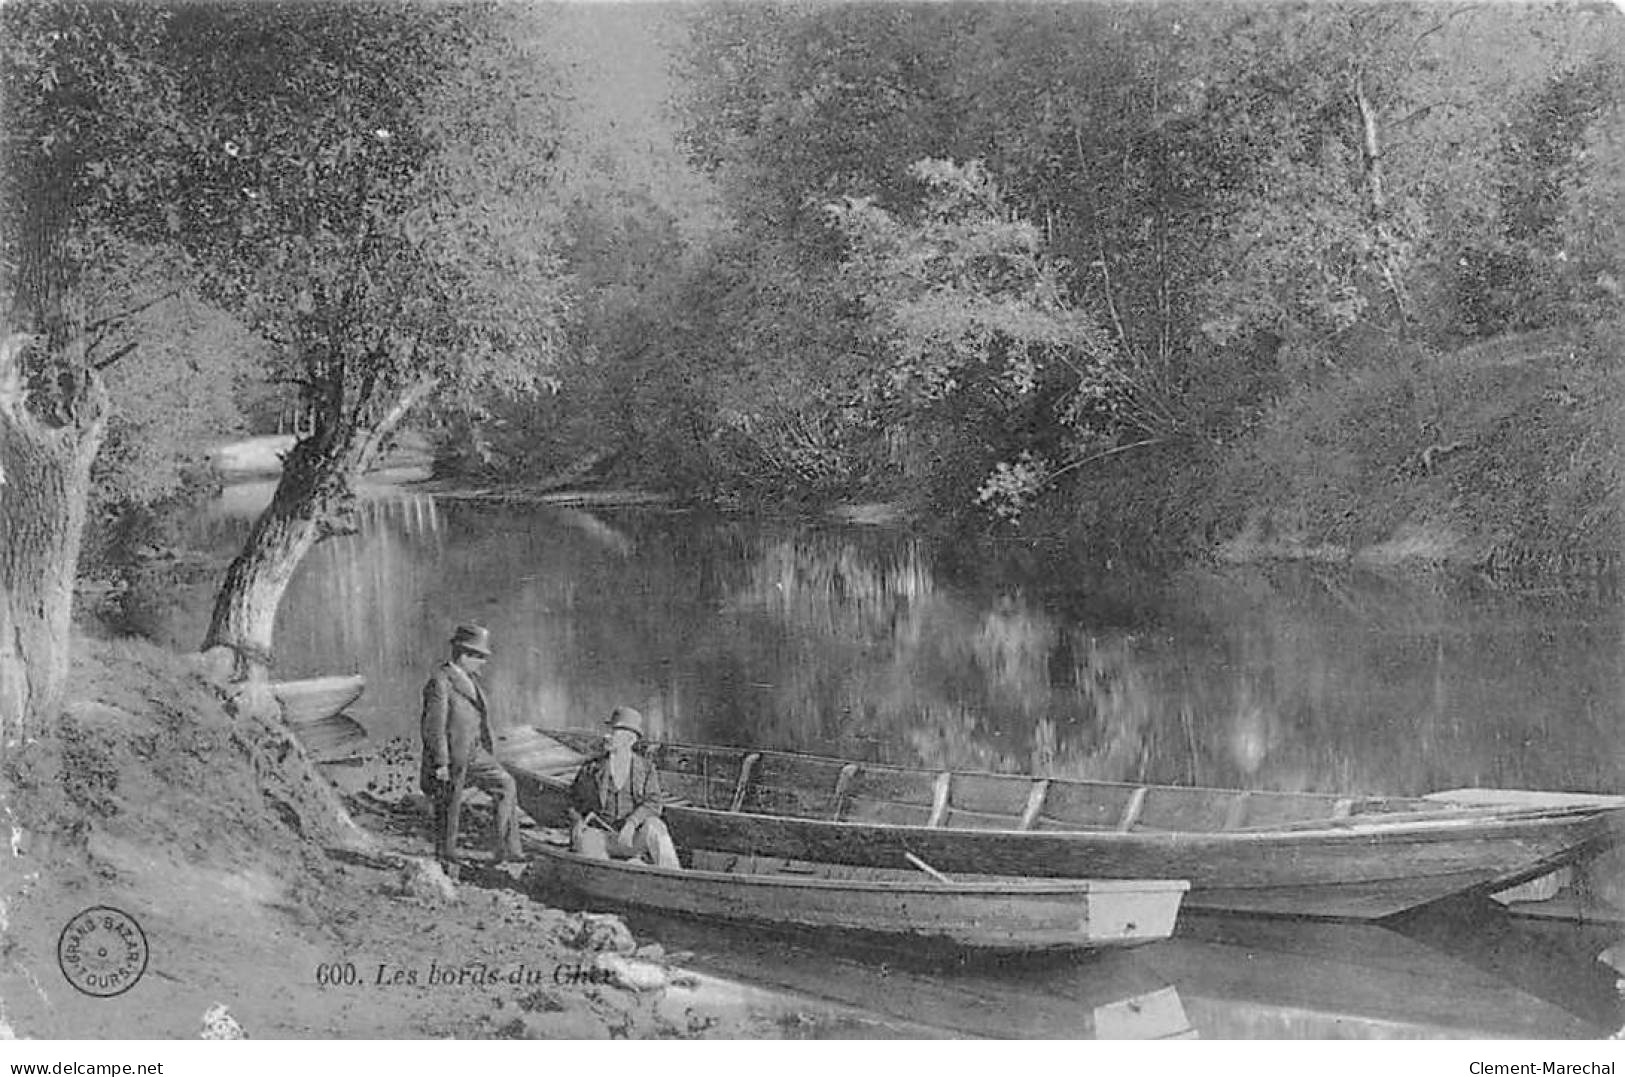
left=166, top=487, right=1625, bottom=1038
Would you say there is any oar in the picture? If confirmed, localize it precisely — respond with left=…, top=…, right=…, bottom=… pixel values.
left=903, top=851, right=953, bottom=884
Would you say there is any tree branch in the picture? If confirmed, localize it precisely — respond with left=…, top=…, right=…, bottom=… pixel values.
left=1073, top=124, right=1135, bottom=361
left=1045, top=437, right=1165, bottom=485
left=91, top=339, right=140, bottom=371
left=1406, top=4, right=1481, bottom=67
left=1390, top=99, right=1463, bottom=130
left=1353, top=67, right=1386, bottom=215
left=356, top=368, right=438, bottom=473
left=83, top=286, right=183, bottom=339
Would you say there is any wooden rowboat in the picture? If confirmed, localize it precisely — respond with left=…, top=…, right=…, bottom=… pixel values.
left=271, top=674, right=365, bottom=726
left=501, top=727, right=1625, bottom=921
left=272, top=675, right=367, bottom=761
left=523, top=838, right=1188, bottom=953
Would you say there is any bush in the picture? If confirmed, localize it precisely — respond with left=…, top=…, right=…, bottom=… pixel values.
left=1205, top=324, right=1623, bottom=570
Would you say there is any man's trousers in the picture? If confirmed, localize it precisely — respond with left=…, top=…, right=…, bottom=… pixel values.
left=434, top=751, right=522, bottom=862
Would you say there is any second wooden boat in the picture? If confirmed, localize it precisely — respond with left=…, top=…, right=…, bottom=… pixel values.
left=271, top=674, right=365, bottom=726
left=272, top=675, right=367, bottom=761
left=523, top=838, right=1188, bottom=953
left=502, top=727, right=1625, bottom=920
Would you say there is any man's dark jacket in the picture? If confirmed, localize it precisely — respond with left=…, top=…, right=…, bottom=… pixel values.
left=569, top=751, right=664, bottom=829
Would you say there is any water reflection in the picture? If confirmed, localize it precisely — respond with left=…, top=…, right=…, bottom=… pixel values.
left=1157, top=905, right=1624, bottom=1039
left=166, top=489, right=1625, bottom=1038
left=599, top=908, right=1199, bottom=1039
left=605, top=901, right=1622, bottom=1039
left=170, top=492, right=1625, bottom=802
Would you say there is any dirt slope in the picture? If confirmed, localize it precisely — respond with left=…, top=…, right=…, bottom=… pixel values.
left=0, top=636, right=905, bottom=1040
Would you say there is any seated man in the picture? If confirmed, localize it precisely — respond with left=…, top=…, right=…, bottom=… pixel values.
left=568, top=707, right=680, bottom=869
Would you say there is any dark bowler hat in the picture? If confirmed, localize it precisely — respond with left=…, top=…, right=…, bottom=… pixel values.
left=606, top=706, right=644, bottom=737
left=450, top=623, right=492, bottom=657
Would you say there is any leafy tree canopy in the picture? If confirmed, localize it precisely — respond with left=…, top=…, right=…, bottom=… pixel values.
left=1, top=1, right=183, bottom=416
left=829, top=159, right=1124, bottom=517
left=118, top=2, right=574, bottom=457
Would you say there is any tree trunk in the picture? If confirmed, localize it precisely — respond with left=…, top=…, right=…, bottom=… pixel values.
left=0, top=357, right=105, bottom=756
left=201, top=438, right=358, bottom=682
left=199, top=426, right=401, bottom=862
left=1353, top=67, right=1411, bottom=329
left=201, top=375, right=434, bottom=682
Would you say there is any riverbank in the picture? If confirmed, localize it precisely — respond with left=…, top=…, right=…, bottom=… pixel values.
left=533, top=323, right=1618, bottom=582
left=1122, top=325, right=1623, bottom=577
left=0, top=636, right=919, bottom=1040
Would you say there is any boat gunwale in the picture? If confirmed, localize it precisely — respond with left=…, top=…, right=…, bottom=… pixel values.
left=272, top=673, right=367, bottom=691
left=647, top=796, right=1622, bottom=847
left=537, top=729, right=1423, bottom=808
left=527, top=842, right=1190, bottom=897
left=271, top=674, right=366, bottom=705
left=513, top=730, right=1624, bottom=845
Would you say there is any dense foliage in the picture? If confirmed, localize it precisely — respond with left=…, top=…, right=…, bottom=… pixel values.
left=333, top=0, right=1624, bottom=570
left=3, top=1, right=586, bottom=688
left=827, top=159, right=1124, bottom=517
left=148, top=4, right=571, bottom=467
left=1, top=2, right=179, bottom=420
left=8, top=0, right=1623, bottom=660
left=603, top=1, right=1624, bottom=564
left=1, top=1, right=198, bottom=731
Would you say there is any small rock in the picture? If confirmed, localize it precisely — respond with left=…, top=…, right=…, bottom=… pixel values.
left=633, top=943, right=666, bottom=963
left=201, top=1003, right=247, bottom=1040
left=655, top=992, right=692, bottom=1029
left=595, top=953, right=668, bottom=993
left=399, top=856, right=458, bottom=905
left=567, top=911, right=635, bottom=954
left=655, top=990, right=721, bottom=1038
left=517, top=989, right=566, bottom=1014
left=194, top=646, right=238, bottom=687
left=531, top=906, right=569, bottom=929
left=521, top=1009, right=612, bottom=1040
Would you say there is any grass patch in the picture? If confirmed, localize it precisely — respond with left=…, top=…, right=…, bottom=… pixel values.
left=1203, top=324, right=1624, bottom=573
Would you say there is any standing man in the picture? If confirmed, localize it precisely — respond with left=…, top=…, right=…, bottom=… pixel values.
left=569, top=707, right=680, bottom=868
left=420, top=623, right=523, bottom=870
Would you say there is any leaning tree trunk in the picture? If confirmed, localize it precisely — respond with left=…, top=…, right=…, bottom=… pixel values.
left=201, top=438, right=360, bottom=683
left=200, top=373, right=434, bottom=684
left=0, top=349, right=106, bottom=758
left=197, top=432, right=389, bottom=858
left=196, top=380, right=432, bottom=859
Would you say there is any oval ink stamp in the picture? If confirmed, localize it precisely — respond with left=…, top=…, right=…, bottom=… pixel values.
left=57, top=905, right=149, bottom=998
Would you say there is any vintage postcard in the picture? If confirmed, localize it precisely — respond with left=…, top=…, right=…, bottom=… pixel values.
left=2, top=0, right=1623, bottom=1066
